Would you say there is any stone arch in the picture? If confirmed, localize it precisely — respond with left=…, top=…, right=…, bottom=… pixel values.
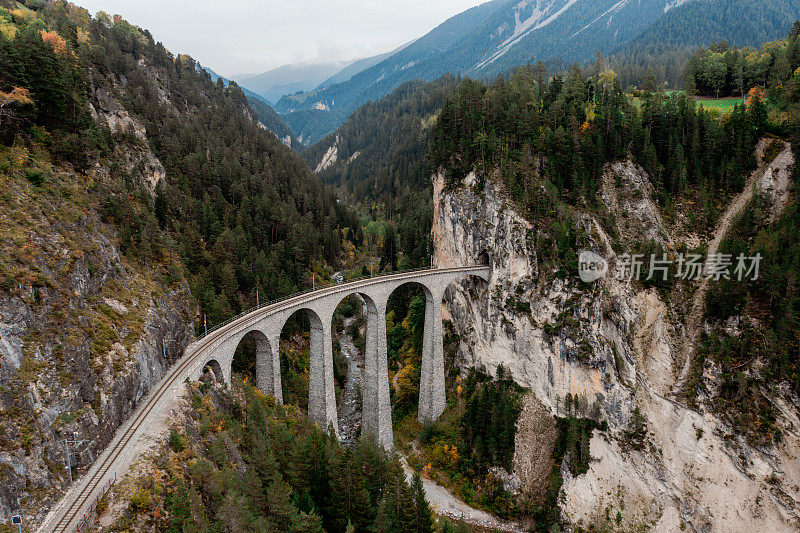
left=388, top=271, right=488, bottom=423
left=202, top=359, right=226, bottom=385
left=330, top=291, right=378, bottom=318
left=232, top=329, right=281, bottom=401
left=385, top=280, right=434, bottom=370
left=385, top=281, right=440, bottom=422
left=387, top=280, right=435, bottom=305
left=279, top=305, right=338, bottom=435
left=330, top=291, right=391, bottom=447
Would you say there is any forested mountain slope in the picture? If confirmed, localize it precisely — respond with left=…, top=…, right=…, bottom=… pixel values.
left=304, top=76, right=460, bottom=268
left=0, top=1, right=204, bottom=522
left=198, top=64, right=300, bottom=148
left=68, top=8, right=358, bottom=324
left=277, top=0, right=800, bottom=145
left=608, top=0, right=800, bottom=88
left=622, top=0, right=800, bottom=52
left=0, top=1, right=361, bottom=524
left=247, top=95, right=301, bottom=149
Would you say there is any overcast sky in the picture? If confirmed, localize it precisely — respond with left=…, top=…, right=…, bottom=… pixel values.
left=71, top=0, right=488, bottom=77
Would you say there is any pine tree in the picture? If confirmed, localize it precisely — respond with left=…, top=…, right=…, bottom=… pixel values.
left=328, top=451, right=372, bottom=531
left=790, top=20, right=800, bottom=39
left=245, top=424, right=280, bottom=486
left=372, top=495, right=400, bottom=533
left=381, top=224, right=398, bottom=271
left=644, top=66, right=658, bottom=94
left=240, top=467, right=266, bottom=515
left=267, top=478, right=299, bottom=532
left=410, top=474, right=434, bottom=533
left=371, top=458, right=418, bottom=533
left=291, top=511, right=325, bottom=533
left=353, top=437, right=390, bottom=510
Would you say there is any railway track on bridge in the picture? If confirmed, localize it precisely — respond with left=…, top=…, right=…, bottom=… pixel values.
left=39, top=266, right=488, bottom=532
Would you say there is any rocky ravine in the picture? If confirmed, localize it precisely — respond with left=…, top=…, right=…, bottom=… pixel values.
left=336, top=315, right=364, bottom=446
left=432, top=144, right=800, bottom=531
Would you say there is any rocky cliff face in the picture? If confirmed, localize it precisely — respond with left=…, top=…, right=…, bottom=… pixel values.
left=433, top=170, right=637, bottom=427
left=90, top=85, right=166, bottom=194
left=0, top=148, right=194, bottom=523
left=433, top=152, right=800, bottom=531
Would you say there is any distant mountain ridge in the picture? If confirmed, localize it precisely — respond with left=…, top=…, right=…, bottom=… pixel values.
left=274, top=0, right=501, bottom=144
left=317, top=41, right=414, bottom=89
left=234, top=61, right=353, bottom=104
left=198, top=63, right=299, bottom=148
left=276, top=0, right=800, bottom=145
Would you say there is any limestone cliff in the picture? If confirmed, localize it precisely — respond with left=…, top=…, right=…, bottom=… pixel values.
left=89, top=81, right=166, bottom=195
left=433, top=149, right=800, bottom=531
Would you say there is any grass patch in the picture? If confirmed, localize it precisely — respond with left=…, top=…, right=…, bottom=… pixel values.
left=695, top=96, right=744, bottom=112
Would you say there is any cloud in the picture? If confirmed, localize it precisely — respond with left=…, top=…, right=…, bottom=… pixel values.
left=71, top=0, right=487, bottom=76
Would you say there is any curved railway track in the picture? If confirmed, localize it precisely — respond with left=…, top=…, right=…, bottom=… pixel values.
left=39, top=266, right=487, bottom=532
left=44, top=307, right=228, bottom=532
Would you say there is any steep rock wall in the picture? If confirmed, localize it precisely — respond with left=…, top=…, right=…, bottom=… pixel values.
left=0, top=158, right=195, bottom=524
left=433, top=171, right=636, bottom=428
left=433, top=162, right=800, bottom=531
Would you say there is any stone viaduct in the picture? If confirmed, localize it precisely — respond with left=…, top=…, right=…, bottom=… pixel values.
left=39, top=266, right=490, bottom=532
left=188, top=266, right=490, bottom=449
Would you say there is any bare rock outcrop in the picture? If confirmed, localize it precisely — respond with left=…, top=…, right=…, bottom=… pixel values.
left=0, top=161, right=194, bottom=525
left=433, top=151, right=800, bottom=531
left=89, top=86, right=167, bottom=193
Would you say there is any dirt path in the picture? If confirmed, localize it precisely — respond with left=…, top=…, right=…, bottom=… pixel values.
left=672, top=139, right=792, bottom=394
left=399, top=457, right=526, bottom=532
